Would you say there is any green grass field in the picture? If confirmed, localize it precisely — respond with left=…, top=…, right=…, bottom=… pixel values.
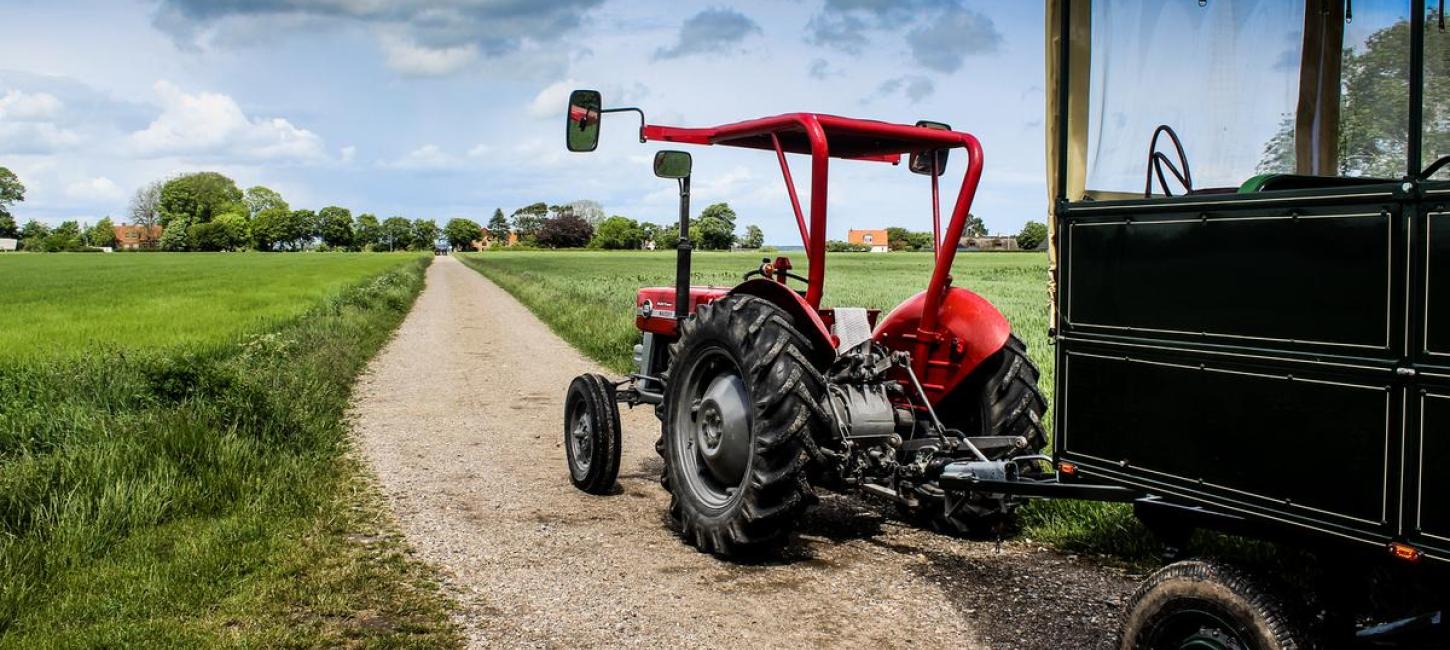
left=0, top=253, right=455, bottom=647
left=458, top=250, right=1166, bottom=560
left=0, top=253, right=418, bottom=359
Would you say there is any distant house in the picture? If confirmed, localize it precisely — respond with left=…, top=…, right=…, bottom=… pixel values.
left=847, top=228, right=889, bottom=253
left=469, top=227, right=519, bottom=250
left=0, top=238, right=16, bottom=252
left=113, top=224, right=163, bottom=250
left=960, top=235, right=1021, bottom=252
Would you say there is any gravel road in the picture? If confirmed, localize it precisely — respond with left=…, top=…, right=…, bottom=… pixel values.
left=350, top=256, right=1138, bottom=649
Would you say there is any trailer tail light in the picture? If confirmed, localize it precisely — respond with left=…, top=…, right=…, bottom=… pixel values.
left=1388, top=542, right=1422, bottom=563
left=1058, top=462, right=1078, bottom=476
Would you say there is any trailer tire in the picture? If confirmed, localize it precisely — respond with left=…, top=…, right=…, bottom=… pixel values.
left=658, top=294, right=830, bottom=556
left=564, top=373, right=622, bottom=495
left=1117, top=559, right=1309, bottom=650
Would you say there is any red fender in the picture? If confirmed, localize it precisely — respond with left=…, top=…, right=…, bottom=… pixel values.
left=872, top=287, right=1011, bottom=404
left=730, top=279, right=837, bottom=367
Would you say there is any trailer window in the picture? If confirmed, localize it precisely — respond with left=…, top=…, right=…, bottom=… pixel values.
left=1084, top=0, right=1411, bottom=196
left=1423, top=4, right=1450, bottom=178
left=1335, top=1, right=1412, bottom=178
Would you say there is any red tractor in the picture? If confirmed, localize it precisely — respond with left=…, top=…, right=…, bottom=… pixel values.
left=562, top=89, right=1047, bottom=556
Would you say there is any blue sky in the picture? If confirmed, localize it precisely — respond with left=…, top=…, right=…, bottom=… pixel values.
left=0, top=0, right=1048, bottom=245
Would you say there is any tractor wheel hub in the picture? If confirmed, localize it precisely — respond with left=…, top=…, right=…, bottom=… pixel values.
left=694, top=374, right=750, bottom=486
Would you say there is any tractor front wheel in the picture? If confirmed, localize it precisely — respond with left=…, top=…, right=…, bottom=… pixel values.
left=564, top=373, right=622, bottom=495
left=659, top=294, right=830, bottom=556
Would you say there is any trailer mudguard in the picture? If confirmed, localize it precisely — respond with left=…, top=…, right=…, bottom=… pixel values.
left=730, top=279, right=836, bottom=367
left=872, top=286, right=1012, bottom=404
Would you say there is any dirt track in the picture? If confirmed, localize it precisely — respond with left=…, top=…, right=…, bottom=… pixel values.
left=350, top=256, right=1137, bottom=649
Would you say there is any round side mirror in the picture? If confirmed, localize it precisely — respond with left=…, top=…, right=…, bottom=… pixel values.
left=653, top=150, right=692, bottom=179
left=566, top=89, right=602, bottom=152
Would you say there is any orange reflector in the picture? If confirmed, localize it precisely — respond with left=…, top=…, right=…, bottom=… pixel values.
left=1058, top=462, right=1078, bottom=476
left=1389, top=542, right=1422, bottom=563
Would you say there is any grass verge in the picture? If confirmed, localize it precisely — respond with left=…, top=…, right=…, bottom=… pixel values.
left=0, top=256, right=458, bottom=646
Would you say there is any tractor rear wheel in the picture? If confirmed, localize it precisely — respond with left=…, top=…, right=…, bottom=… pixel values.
left=658, top=294, right=830, bottom=556
left=916, top=333, right=1048, bottom=536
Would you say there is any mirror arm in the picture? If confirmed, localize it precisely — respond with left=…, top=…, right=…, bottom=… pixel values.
left=601, top=107, right=647, bottom=143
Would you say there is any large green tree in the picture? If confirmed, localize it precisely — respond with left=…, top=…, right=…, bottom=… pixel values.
left=487, top=208, right=509, bottom=241
left=380, top=217, right=413, bottom=251
left=592, top=216, right=643, bottom=249
left=511, top=202, right=549, bottom=243
left=0, top=167, right=23, bottom=231
left=289, top=209, right=318, bottom=250
left=250, top=207, right=291, bottom=251
left=695, top=202, right=738, bottom=250
left=355, top=213, right=381, bottom=250
left=158, top=172, right=244, bottom=227
left=742, top=224, right=764, bottom=249
left=19, top=219, right=47, bottom=250
left=89, top=217, right=118, bottom=248
left=410, top=218, right=440, bottom=251
left=1017, top=220, right=1048, bottom=250
left=444, top=218, right=482, bottom=250
left=243, top=186, right=289, bottom=219
left=317, top=206, right=354, bottom=249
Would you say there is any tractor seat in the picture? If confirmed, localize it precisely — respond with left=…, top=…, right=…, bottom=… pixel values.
left=1238, top=174, right=1392, bottom=193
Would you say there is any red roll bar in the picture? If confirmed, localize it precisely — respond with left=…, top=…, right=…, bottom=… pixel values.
left=641, top=113, right=984, bottom=351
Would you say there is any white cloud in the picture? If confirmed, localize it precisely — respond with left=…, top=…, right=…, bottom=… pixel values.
left=467, top=143, right=493, bottom=157
left=0, top=121, right=83, bottom=152
left=528, top=79, right=578, bottom=119
left=383, top=144, right=463, bottom=170
left=340, top=145, right=357, bottom=162
left=0, top=89, right=63, bottom=120
left=128, top=80, right=326, bottom=161
left=380, top=34, right=478, bottom=76
left=528, top=79, right=649, bottom=120
left=65, top=176, right=124, bottom=202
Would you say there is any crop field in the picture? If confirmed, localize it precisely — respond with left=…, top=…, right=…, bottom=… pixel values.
left=0, top=253, right=419, bottom=358
left=457, top=250, right=1165, bottom=558
left=0, top=254, right=454, bottom=646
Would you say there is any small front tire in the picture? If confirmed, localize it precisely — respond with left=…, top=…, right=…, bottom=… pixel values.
left=564, top=373, right=622, bottom=495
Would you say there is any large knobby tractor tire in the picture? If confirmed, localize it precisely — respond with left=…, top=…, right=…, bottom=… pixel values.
left=658, top=294, right=830, bottom=556
left=1117, top=559, right=1310, bottom=650
left=950, top=333, right=1048, bottom=451
left=913, top=333, right=1048, bottom=536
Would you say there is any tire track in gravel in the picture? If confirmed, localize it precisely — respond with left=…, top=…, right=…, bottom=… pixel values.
left=350, top=255, right=1137, bottom=649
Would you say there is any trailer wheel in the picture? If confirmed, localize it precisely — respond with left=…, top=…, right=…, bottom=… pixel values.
left=1117, top=559, right=1308, bottom=650
left=564, top=373, right=622, bottom=495
left=658, top=294, right=829, bottom=556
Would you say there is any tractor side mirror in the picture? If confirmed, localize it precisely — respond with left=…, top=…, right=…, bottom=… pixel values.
left=908, top=120, right=951, bottom=176
left=653, top=150, right=692, bottom=179
left=566, top=89, right=602, bottom=152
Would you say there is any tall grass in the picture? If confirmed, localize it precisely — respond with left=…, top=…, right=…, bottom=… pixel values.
left=0, top=256, right=456, bottom=646
left=457, top=250, right=1157, bottom=560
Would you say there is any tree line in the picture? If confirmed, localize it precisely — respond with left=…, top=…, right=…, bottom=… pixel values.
left=479, top=200, right=765, bottom=251
left=0, top=164, right=1047, bottom=253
